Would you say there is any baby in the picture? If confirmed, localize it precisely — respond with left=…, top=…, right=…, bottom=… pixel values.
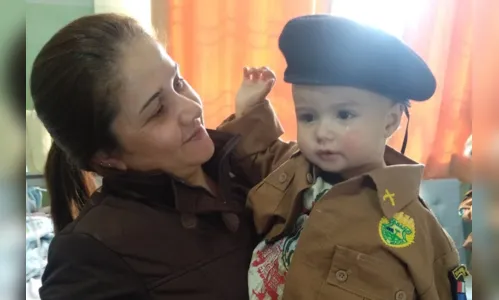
left=223, top=15, right=468, bottom=300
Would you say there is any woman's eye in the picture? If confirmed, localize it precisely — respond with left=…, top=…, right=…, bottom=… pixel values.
left=337, top=110, right=355, bottom=120
left=153, top=105, right=164, bottom=117
left=298, top=113, right=315, bottom=123
left=174, top=77, right=185, bottom=92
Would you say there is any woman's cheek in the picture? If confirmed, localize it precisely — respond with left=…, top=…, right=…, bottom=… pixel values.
left=151, top=124, right=182, bottom=152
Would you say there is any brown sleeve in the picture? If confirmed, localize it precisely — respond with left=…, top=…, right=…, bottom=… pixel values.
left=217, top=100, right=298, bottom=185
left=432, top=250, right=460, bottom=299
left=419, top=233, right=465, bottom=300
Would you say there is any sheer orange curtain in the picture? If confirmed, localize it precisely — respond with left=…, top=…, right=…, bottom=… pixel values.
left=382, top=0, right=472, bottom=178
left=165, top=0, right=474, bottom=179
left=166, top=0, right=330, bottom=145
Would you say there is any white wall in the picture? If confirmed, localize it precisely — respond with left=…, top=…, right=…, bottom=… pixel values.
left=93, top=0, right=153, bottom=34
left=26, top=0, right=95, bottom=175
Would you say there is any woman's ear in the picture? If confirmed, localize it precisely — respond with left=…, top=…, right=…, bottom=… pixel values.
left=384, top=103, right=403, bottom=138
left=91, top=150, right=127, bottom=172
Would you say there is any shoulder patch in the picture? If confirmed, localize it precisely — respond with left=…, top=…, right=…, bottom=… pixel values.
left=452, top=265, right=469, bottom=281
left=449, top=265, right=469, bottom=300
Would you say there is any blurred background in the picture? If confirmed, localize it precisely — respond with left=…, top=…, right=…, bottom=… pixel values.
left=0, top=0, right=498, bottom=299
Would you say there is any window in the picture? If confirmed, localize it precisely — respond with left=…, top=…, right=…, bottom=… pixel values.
left=330, top=0, right=426, bottom=39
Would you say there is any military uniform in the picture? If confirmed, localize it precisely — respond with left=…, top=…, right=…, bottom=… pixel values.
left=249, top=146, right=465, bottom=300
left=221, top=15, right=467, bottom=300
left=220, top=101, right=466, bottom=300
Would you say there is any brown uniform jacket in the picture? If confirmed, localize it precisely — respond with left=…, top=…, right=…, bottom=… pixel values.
left=220, top=101, right=463, bottom=300
left=39, top=107, right=282, bottom=300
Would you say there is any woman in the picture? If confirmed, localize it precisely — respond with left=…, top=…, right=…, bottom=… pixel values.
left=34, top=13, right=281, bottom=299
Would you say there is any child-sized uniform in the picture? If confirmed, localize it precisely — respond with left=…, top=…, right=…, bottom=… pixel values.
left=220, top=15, right=468, bottom=300
left=246, top=145, right=467, bottom=300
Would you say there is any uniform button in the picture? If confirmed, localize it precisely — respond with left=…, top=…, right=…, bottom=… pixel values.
left=279, top=173, right=288, bottom=183
left=335, top=270, right=348, bottom=282
left=181, top=214, right=198, bottom=229
left=222, top=213, right=240, bottom=233
left=395, top=290, right=407, bottom=300
left=306, top=173, right=314, bottom=184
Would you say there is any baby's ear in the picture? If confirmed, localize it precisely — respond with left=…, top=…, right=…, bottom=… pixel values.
left=384, top=103, right=403, bottom=138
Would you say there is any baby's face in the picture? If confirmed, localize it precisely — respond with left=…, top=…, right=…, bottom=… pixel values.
left=292, top=85, right=402, bottom=177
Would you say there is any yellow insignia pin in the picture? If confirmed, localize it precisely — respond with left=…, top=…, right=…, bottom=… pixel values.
left=383, top=189, right=396, bottom=206
left=379, top=212, right=415, bottom=248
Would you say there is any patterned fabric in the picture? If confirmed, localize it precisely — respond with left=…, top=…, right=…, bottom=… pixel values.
left=248, top=177, right=332, bottom=300
left=26, top=215, right=54, bottom=281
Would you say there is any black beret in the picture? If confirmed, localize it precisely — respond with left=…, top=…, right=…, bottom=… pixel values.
left=278, top=15, right=436, bottom=101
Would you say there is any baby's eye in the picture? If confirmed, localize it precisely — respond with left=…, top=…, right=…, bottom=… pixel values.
left=337, top=110, right=356, bottom=120
left=298, top=113, right=315, bottom=123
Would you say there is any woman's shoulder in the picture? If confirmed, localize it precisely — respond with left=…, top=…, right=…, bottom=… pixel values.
left=40, top=229, right=149, bottom=299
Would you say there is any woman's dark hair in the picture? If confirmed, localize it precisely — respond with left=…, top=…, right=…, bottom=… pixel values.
left=30, top=13, right=150, bottom=232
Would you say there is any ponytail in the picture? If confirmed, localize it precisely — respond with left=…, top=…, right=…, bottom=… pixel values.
left=45, top=142, right=97, bottom=233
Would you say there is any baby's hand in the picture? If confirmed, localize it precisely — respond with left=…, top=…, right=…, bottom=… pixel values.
left=235, top=66, right=276, bottom=118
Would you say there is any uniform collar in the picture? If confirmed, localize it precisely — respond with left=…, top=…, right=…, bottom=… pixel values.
left=99, top=130, right=246, bottom=216
left=262, top=145, right=424, bottom=240
left=289, top=145, right=423, bottom=190
left=367, top=146, right=424, bottom=218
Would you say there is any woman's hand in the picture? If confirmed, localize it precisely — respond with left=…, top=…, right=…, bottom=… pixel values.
left=235, top=66, right=276, bottom=118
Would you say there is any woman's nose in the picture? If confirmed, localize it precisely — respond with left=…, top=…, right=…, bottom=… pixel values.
left=178, top=97, right=203, bottom=126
